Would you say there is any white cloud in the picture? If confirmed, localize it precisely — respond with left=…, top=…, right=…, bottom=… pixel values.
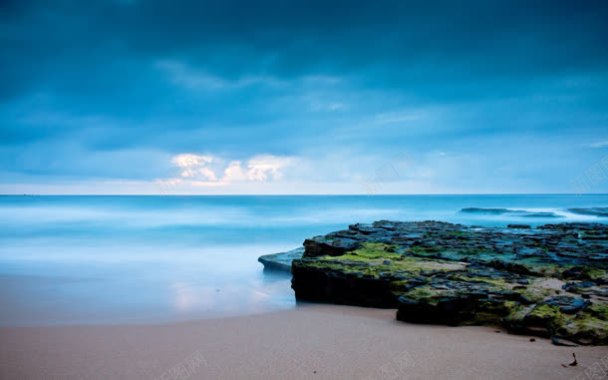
left=5, top=149, right=544, bottom=195
left=223, top=160, right=248, bottom=181
left=246, top=155, right=294, bottom=181
left=172, top=153, right=217, bottom=181
left=163, top=153, right=295, bottom=186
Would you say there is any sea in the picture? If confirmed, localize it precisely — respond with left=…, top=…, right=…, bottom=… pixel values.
left=1, top=194, right=607, bottom=326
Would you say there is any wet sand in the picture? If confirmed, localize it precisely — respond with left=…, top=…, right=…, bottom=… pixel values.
left=1, top=304, right=607, bottom=380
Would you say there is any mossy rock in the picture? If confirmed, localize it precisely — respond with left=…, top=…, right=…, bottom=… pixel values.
left=289, top=221, right=608, bottom=345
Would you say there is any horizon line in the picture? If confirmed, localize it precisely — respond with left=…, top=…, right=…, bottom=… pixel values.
left=1, top=193, right=607, bottom=197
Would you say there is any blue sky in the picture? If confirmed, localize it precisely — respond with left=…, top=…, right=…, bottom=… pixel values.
left=1, top=0, right=607, bottom=194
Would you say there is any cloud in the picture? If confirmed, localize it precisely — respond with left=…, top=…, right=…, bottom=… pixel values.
left=223, top=160, right=247, bottom=181
left=1, top=1, right=607, bottom=194
left=163, top=153, right=296, bottom=186
left=172, top=153, right=217, bottom=180
left=245, top=155, right=295, bottom=181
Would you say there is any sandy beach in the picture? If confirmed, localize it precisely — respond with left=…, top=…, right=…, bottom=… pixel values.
left=1, top=304, right=606, bottom=380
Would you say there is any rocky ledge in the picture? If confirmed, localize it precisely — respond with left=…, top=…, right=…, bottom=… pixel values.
left=286, top=221, right=608, bottom=345
left=258, top=247, right=304, bottom=272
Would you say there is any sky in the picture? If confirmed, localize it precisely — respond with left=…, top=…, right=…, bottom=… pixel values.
left=1, top=0, right=607, bottom=194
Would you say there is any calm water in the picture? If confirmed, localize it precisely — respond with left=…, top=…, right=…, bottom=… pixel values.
left=1, top=194, right=607, bottom=326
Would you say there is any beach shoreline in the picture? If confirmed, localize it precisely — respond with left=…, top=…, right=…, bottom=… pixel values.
left=2, top=304, right=606, bottom=380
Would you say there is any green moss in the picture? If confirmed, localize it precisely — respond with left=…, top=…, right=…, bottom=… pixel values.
left=526, top=304, right=568, bottom=328
left=528, top=304, right=559, bottom=318
left=408, top=245, right=442, bottom=256
left=449, top=274, right=509, bottom=289
left=503, top=300, right=521, bottom=314
left=556, top=313, right=608, bottom=344
left=504, top=304, right=533, bottom=323
left=404, top=286, right=442, bottom=299
left=588, top=303, right=608, bottom=320
left=341, top=242, right=401, bottom=260
left=306, top=242, right=466, bottom=278
left=400, top=286, right=444, bottom=305
left=587, top=268, right=608, bottom=282
left=570, top=316, right=608, bottom=332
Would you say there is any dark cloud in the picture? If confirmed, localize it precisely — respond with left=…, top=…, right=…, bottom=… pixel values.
left=0, top=0, right=607, bottom=191
left=3, top=0, right=608, bottom=98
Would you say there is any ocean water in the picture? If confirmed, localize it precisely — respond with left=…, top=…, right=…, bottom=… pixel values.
left=0, top=194, right=607, bottom=326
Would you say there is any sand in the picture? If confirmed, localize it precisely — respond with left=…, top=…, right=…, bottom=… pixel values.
left=1, top=304, right=607, bottom=380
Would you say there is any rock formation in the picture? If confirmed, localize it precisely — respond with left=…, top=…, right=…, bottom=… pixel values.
left=281, top=221, right=608, bottom=345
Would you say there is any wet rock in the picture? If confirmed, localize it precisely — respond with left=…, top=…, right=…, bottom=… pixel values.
left=551, top=336, right=579, bottom=347
left=545, top=296, right=589, bottom=314
left=303, top=237, right=361, bottom=257
left=291, top=259, right=398, bottom=308
left=289, top=221, right=608, bottom=345
left=396, top=294, right=476, bottom=326
left=562, top=281, right=595, bottom=292
left=508, top=224, right=531, bottom=229
left=258, top=247, right=304, bottom=272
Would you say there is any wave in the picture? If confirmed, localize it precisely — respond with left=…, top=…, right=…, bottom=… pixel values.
left=459, top=207, right=563, bottom=218
left=460, top=206, right=608, bottom=220
left=568, top=207, right=608, bottom=217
